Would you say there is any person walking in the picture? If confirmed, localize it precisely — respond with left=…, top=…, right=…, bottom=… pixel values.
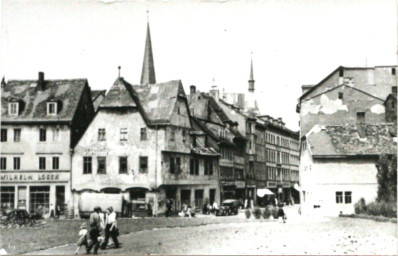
left=101, top=207, right=120, bottom=249
left=87, top=207, right=102, bottom=254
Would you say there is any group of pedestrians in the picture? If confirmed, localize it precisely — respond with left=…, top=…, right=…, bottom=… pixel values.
left=75, top=206, right=120, bottom=255
left=202, top=201, right=219, bottom=215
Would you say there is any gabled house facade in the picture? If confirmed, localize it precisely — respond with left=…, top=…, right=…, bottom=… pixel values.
left=0, top=72, right=95, bottom=217
left=188, top=86, right=246, bottom=203
left=297, top=65, right=398, bottom=216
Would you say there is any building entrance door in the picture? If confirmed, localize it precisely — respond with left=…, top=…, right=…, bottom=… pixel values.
left=56, top=186, right=65, bottom=216
left=18, top=186, right=27, bottom=210
left=209, top=189, right=216, bottom=204
left=166, top=188, right=177, bottom=210
left=194, top=190, right=204, bottom=209
left=180, top=190, right=191, bottom=210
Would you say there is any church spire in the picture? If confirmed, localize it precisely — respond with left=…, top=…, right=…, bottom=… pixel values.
left=140, top=11, right=156, bottom=85
left=248, top=52, right=255, bottom=92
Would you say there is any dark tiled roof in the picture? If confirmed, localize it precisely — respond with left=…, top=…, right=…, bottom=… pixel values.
left=91, top=90, right=106, bottom=101
left=307, top=123, right=397, bottom=157
left=1, top=79, right=87, bottom=123
left=133, top=80, right=186, bottom=125
left=100, top=78, right=137, bottom=108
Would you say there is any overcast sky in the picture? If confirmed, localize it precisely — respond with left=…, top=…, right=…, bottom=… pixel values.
left=1, top=0, right=397, bottom=129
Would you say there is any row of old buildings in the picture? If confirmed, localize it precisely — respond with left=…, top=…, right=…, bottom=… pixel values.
left=0, top=21, right=300, bottom=218
left=297, top=65, right=397, bottom=216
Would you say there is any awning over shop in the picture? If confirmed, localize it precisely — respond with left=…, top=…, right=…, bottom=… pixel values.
left=293, top=183, right=301, bottom=191
left=257, top=188, right=274, bottom=197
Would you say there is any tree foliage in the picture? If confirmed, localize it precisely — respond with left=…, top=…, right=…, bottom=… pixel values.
left=376, top=154, right=397, bottom=203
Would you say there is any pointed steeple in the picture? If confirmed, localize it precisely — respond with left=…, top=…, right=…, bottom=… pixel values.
left=140, top=12, right=156, bottom=85
left=1, top=76, right=6, bottom=89
left=248, top=53, right=255, bottom=92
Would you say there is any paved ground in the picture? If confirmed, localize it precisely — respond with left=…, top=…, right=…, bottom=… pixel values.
left=27, top=207, right=397, bottom=255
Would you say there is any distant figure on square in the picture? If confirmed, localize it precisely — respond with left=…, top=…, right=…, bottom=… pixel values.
left=277, top=203, right=286, bottom=223
left=87, top=207, right=102, bottom=254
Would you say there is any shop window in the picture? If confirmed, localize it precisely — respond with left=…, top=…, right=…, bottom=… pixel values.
left=53, top=157, right=59, bottom=170
left=97, top=157, right=106, bottom=174
left=170, top=157, right=175, bottom=174
left=344, top=191, right=352, bottom=204
left=83, top=157, right=92, bottom=174
left=0, top=186, right=15, bottom=210
left=120, top=128, right=128, bottom=141
left=30, top=186, right=50, bottom=215
left=14, top=129, right=21, bottom=142
left=0, top=157, right=6, bottom=170
left=39, top=128, right=46, bottom=142
left=139, top=156, right=148, bottom=173
left=119, top=157, right=128, bottom=174
left=140, top=128, right=147, bottom=141
left=13, top=157, right=20, bottom=170
left=335, top=191, right=343, bottom=204
left=39, top=157, right=46, bottom=170
left=1, top=129, right=7, bottom=142
left=98, top=128, right=106, bottom=141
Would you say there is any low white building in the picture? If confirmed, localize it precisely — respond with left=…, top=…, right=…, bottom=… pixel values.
left=300, top=123, right=396, bottom=216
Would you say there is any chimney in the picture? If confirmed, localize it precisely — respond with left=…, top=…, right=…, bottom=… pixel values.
left=190, top=85, right=196, bottom=95
left=38, top=72, right=45, bottom=91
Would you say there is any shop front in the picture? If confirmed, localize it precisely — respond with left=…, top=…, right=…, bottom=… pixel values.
left=0, top=171, right=71, bottom=217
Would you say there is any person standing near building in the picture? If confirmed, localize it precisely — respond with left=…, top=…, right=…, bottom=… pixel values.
left=87, top=207, right=101, bottom=254
left=101, top=207, right=120, bottom=249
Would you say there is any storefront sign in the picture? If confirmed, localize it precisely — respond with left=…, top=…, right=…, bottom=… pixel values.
left=283, top=182, right=291, bottom=188
left=235, top=181, right=245, bottom=188
left=267, top=182, right=277, bottom=188
left=1, top=172, right=68, bottom=183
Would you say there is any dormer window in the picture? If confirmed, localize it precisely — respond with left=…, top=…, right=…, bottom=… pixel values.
left=8, top=102, right=19, bottom=116
left=47, top=102, right=57, bottom=116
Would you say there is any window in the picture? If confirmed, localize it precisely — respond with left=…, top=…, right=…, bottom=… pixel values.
left=182, top=130, right=186, bottom=143
left=83, top=157, right=92, bottom=174
left=139, top=157, right=148, bottom=173
left=140, top=128, right=147, bottom=141
left=205, top=159, right=213, bottom=175
left=339, top=68, right=344, bottom=77
left=47, top=102, right=57, bottom=116
left=98, top=129, right=106, bottom=141
left=39, top=128, right=46, bottom=142
left=14, top=129, right=21, bottom=142
left=176, top=157, right=181, bottom=174
left=177, top=107, right=181, bottom=114
left=1, top=129, right=7, bottom=142
left=0, top=157, right=6, bottom=170
left=392, top=101, right=395, bottom=109
left=13, top=157, right=20, bottom=170
left=120, top=128, right=128, bottom=141
left=52, top=157, right=59, bottom=170
left=338, top=92, right=343, bottom=100
left=170, top=157, right=175, bottom=174
left=8, top=102, right=19, bottom=116
left=119, top=157, right=128, bottom=174
left=392, top=68, right=396, bottom=75
left=357, top=112, right=365, bottom=124
left=170, top=129, right=175, bottom=141
left=97, top=157, right=106, bottom=174
left=190, top=158, right=199, bottom=175
left=39, top=157, right=46, bottom=170
left=336, top=191, right=343, bottom=204
left=344, top=191, right=352, bottom=204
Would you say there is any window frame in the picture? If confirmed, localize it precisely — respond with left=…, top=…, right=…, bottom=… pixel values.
left=140, top=127, right=147, bottom=141
left=344, top=191, right=352, bottom=204
left=47, top=102, right=57, bottom=116
left=98, top=128, right=106, bottom=141
left=335, top=191, right=343, bottom=204
left=170, top=157, right=175, bottom=174
left=39, top=157, right=46, bottom=170
left=97, top=157, right=106, bottom=174
left=1, top=129, right=7, bottom=142
left=0, top=157, right=6, bottom=170
left=13, top=157, right=20, bottom=170
left=119, top=156, right=128, bottom=174
left=8, top=102, right=19, bottom=116
left=83, top=157, right=92, bottom=174
left=39, top=128, right=46, bottom=142
left=14, top=128, right=21, bottom=142
left=120, top=128, right=128, bottom=142
left=139, top=156, right=148, bottom=173
left=52, top=157, right=59, bottom=170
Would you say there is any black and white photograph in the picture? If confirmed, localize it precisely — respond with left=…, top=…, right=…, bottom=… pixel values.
left=0, top=0, right=397, bottom=255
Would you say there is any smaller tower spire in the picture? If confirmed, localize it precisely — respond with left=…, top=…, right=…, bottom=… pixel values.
left=248, top=52, right=255, bottom=92
left=140, top=10, right=156, bottom=85
left=118, top=66, right=121, bottom=78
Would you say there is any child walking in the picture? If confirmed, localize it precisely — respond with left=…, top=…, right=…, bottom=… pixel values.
left=75, top=223, right=89, bottom=255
